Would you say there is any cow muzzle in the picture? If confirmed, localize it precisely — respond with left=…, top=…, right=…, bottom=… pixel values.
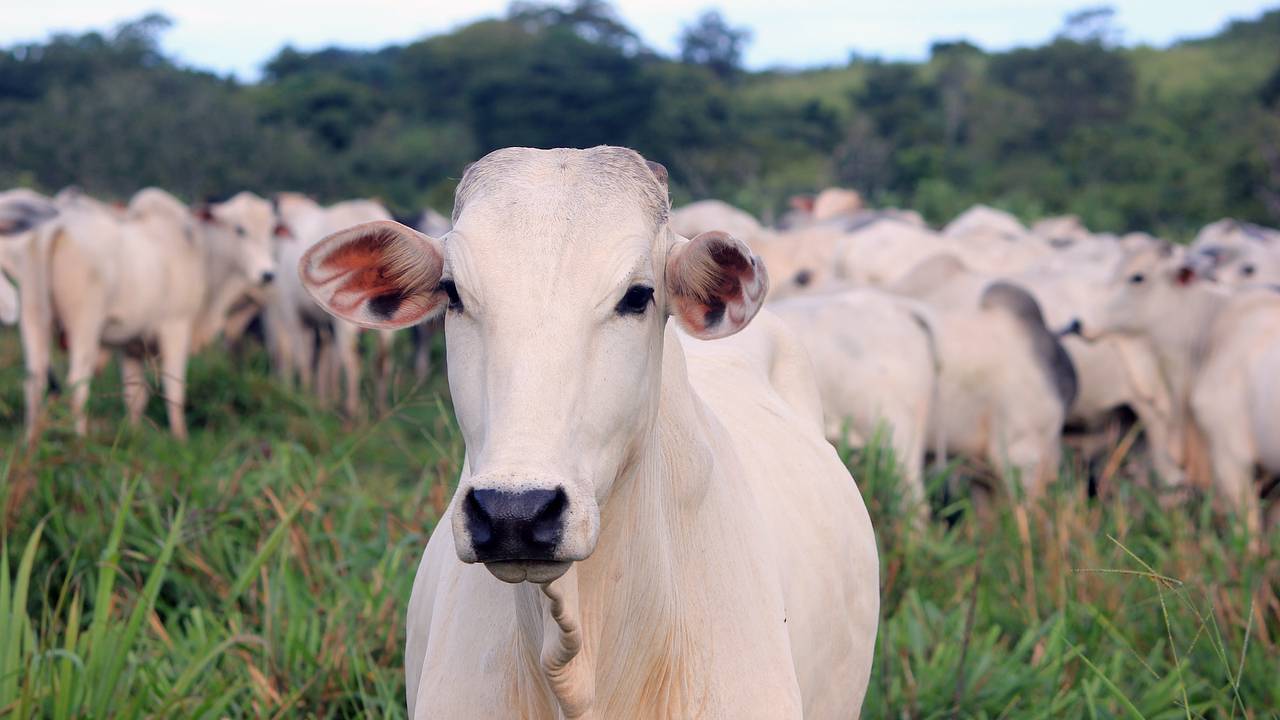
left=454, top=475, right=596, bottom=583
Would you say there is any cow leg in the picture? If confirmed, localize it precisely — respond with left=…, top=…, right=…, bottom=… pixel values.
left=335, top=322, right=362, bottom=418
left=120, top=353, right=150, bottom=426
left=18, top=293, right=53, bottom=441
left=313, top=330, right=334, bottom=404
left=156, top=321, right=191, bottom=441
left=1192, top=382, right=1262, bottom=543
left=63, top=309, right=106, bottom=437
left=375, top=329, right=395, bottom=414
left=885, top=412, right=927, bottom=525
left=413, top=322, right=433, bottom=383
left=993, top=431, right=1055, bottom=503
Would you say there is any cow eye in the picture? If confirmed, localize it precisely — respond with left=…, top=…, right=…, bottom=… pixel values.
left=1128, top=272, right=1146, bottom=285
left=1241, top=264, right=1256, bottom=277
left=235, top=224, right=247, bottom=237
left=439, top=279, right=463, bottom=312
left=616, top=285, right=654, bottom=316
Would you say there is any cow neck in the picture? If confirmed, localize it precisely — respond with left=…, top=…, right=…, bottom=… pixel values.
left=191, top=228, right=243, bottom=350
left=510, top=329, right=719, bottom=719
left=1150, top=284, right=1229, bottom=407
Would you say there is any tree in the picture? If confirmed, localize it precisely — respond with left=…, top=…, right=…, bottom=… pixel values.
left=679, top=10, right=751, bottom=80
left=1058, top=6, right=1122, bottom=46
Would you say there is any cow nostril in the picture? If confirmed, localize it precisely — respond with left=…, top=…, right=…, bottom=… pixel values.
left=529, top=488, right=568, bottom=545
left=794, top=269, right=814, bottom=287
left=260, top=271, right=275, bottom=284
left=463, top=489, right=495, bottom=545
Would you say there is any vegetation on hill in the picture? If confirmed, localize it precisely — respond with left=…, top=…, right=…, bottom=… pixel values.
left=1, top=3, right=1278, bottom=234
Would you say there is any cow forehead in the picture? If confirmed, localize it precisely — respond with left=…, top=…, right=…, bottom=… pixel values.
left=217, top=194, right=272, bottom=228
left=448, top=208, right=659, bottom=297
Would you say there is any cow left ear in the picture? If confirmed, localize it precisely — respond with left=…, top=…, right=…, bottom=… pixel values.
left=666, top=230, right=768, bottom=340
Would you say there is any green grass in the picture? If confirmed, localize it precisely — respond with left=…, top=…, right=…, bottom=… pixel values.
left=2, top=332, right=1278, bottom=718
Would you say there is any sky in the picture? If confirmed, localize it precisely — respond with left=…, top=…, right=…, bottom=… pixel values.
left=3, top=0, right=1276, bottom=80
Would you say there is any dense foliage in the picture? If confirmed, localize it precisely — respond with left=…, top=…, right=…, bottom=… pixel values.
left=2, top=3, right=1279, bottom=234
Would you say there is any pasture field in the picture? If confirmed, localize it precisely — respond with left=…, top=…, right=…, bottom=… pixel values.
left=1, top=332, right=1277, bottom=718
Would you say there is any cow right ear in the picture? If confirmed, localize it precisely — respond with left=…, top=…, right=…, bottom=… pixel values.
left=299, top=220, right=447, bottom=330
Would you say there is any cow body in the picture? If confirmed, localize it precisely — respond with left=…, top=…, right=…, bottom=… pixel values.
left=891, top=255, right=1075, bottom=499
left=770, top=288, right=938, bottom=514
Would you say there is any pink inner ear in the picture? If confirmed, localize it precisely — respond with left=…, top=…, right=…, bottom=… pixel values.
left=312, top=231, right=408, bottom=316
left=670, top=233, right=766, bottom=337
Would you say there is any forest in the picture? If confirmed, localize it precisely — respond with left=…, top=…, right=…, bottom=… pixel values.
left=1, top=2, right=1278, bottom=236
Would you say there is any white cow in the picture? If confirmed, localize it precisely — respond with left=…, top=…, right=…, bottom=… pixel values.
left=890, top=254, right=1077, bottom=501
left=267, top=194, right=397, bottom=415
left=1014, top=247, right=1183, bottom=488
left=1079, top=247, right=1280, bottom=538
left=1189, top=219, right=1280, bottom=288
left=299, top=146, right=879, bottom=719
left=833, top=218, right=949, bottom=287
left=770, top=288, right=938, bottom=516
left=6, top=187, right=276, bottom=439
left=668, top=198, right=763, bottom=241
left=943, top=204, right=1029, bottom=240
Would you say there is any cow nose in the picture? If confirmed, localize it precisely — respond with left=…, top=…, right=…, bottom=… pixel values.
left=260, top=270, right=275, bottom=284
left=463, top=487, right=567, bottom=562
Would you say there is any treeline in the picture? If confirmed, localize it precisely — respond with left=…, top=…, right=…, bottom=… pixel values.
left=1, top=2, right=1278, bottom=235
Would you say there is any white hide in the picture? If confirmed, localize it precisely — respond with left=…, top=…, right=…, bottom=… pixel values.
left=668, top=199, right=763, bottom=241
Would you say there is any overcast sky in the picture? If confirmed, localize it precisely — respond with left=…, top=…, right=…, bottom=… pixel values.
left=3, top=1, right=1276, bottom=80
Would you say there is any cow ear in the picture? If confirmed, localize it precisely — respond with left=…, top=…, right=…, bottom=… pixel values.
left=666, top=230, right=768, bottom=340
left=299, top=220, right=446, bottom=330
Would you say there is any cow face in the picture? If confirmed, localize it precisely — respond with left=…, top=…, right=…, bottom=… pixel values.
left=299, top=147, right=766, bottom=584
left=1079, top=245, right=1193, bottom=340
left=199, top=192, right=278, bottom=286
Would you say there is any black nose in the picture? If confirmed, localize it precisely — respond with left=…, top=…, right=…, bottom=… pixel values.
left=260, top=271, right=275, bottom=284
left=464, top=487, right=567, bottom=562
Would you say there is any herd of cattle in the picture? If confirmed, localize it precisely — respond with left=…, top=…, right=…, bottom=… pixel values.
left=671, top=190, right=1280, bottom=538
left=0, top=186, right=449, bottom=438
left=0, top=145, right=1277, bottom=716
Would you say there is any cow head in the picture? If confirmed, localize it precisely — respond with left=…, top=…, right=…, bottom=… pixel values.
left=1077, top=244, right=1196, bottom=340
left=300, top=146, right=766, bottom=583
left=196, top=192, right=278, bottom=286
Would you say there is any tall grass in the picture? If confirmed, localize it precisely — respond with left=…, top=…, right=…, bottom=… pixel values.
left=1, top=334, right=1277, bottom=718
